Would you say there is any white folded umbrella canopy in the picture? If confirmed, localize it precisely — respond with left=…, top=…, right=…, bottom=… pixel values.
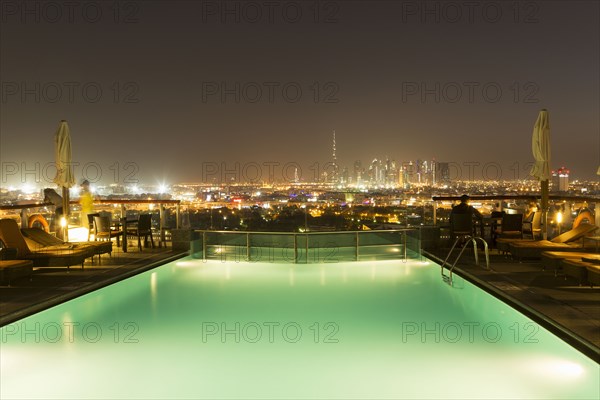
left=530, top=109, right=551, bottom=240
left=52, top=120, right=75, bottom=241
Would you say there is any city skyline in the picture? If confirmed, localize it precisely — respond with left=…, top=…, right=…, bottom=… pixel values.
left=1, top=1, right=599, bottom=185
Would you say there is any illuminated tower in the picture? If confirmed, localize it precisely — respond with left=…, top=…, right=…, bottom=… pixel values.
left=552, top=167, right=569, bottom=192
left=332, top=130, right=336, bottom=164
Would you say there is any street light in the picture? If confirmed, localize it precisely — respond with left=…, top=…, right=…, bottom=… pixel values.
left=556, top=211, right=563, bottom=235
left=60, top=216, right=67, bottom=242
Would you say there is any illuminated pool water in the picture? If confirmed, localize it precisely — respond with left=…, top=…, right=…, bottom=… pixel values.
left=1, top=257, right=598, bottom=399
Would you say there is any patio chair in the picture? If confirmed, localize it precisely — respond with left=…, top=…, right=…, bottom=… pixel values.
left=497, top=213, right=523, bottom=239
left=0, top=218, right=90, bottom=269
left=490, top=211, right=505, bottom=244
left=127, top=214, right=155, bottom=251
left=508, top=223, right=598, bottom=260
left=86, top=212, right=100, bottom=241
left=94, top=215, right=123, bottom=246
left=21, top=227, right=112, bottom=264
left=522, top=211, right=542, bottom=240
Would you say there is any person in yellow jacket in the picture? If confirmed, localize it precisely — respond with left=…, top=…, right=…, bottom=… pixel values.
left=80, top=180, right=94, bottom=228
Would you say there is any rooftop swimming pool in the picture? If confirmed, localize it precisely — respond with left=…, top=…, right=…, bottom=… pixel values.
left=1, top=255, right=598, bottom=399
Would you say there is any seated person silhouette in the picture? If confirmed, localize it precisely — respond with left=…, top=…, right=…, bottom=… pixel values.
left=449, top=194, right=483, bottom=239
left=43, top=188, right=64, bottom=233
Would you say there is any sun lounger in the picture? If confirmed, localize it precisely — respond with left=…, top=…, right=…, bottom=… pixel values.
left=21, top=227, right=112, bottom=264
left=0, top=219, right=91, bottom=269
left=506, top=224, right=598, bottom=260
left=541, top=251, right=600, bottom=276
left=497, top=223, right=598, bottom=254
left=0, top=248, right=33, bottom=285
left=583, top=258, right=600, bottom=287
left=560, top=258, right=600, bottom=286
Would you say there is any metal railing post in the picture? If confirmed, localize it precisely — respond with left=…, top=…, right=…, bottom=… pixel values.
left=355, top=231, right=359, bottom=261
left=246, top=232, right=250, bottom=261
left=294, top=233, right=298, bottom=264
left=20, top=209, right=28, bottom=229
left=202, top=231, right=207, bottom=261
left=403, top=230, right=407, bottom=261
left=120, top=204, right=127, bottom=252
left=306, top=233, right=309, bottom=264
left=176, top=203, right=180, bottom=229
left=159, top=204, right=166, bottom=247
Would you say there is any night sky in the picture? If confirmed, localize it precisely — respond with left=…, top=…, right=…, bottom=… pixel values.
left=1, top=0, right=599, bottom=187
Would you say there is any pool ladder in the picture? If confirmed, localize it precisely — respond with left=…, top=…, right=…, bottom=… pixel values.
left=441, top=235, right=490, bottom=284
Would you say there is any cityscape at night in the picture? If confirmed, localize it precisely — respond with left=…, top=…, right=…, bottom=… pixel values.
left=1, top=1, right=599, bottom=399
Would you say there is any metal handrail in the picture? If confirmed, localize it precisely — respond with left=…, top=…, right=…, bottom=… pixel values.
left=441, top=235, right=490, bottom=285
left=0, top=199, right=182, bottom=231
left=194, top=228, right=415, bottom=235
left=432, top=194, right=599, bottom=202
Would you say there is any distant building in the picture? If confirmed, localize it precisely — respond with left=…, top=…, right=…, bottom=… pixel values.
left=353, top=160, right=363, bottom=185
left=552, top=167, right=569, bottom=192
left=436, top=162, right=450, bottom=183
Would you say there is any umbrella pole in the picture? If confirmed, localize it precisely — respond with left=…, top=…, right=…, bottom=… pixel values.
left=541, top=180, right=549, bottom=240
left=62, top=187, right=70, bottom=242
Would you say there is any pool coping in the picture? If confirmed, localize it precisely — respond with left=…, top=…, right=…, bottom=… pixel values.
left=423, top=250, right=600, bottom=364
left=0, top=252, right=187, bottom=328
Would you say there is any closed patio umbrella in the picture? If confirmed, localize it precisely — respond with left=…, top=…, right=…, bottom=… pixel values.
left=52, top=120, right=75, bottom=241
left=530, top=109, right=551, bottom=240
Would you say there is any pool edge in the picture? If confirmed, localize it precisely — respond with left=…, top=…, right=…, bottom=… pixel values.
left=423, top=250, right=600, bottom=364
left=0, top=251, right=188, bottom=328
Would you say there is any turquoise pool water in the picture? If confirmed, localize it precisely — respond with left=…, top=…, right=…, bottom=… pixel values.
left=1, top=257, right=598, bottom=399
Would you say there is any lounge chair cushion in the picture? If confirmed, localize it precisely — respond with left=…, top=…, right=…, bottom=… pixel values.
left=582, top=256, right=600, bottom=265
left=549, top=223, right=598, bottom=243
left=509, top=241, right=584, bottom=260
left=586, top=265, right=600, bottom=286
left=0, top=219, right=32, bottom=257
left=560, top=259, right=600, bottom=285
left=499, top=223, right=598, bottom=252
left=541, top=251, right=600, bottom=273
left=23, top=236, right=75, bottom=252
left=21, top=228, right=112, bottom=256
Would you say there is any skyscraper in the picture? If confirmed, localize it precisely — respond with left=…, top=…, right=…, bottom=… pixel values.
left=552, top=167, right=569, bottom=192
left=331, top=130, right=338, bottom=184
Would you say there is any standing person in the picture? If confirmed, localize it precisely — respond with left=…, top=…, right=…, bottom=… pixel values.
left=450, top=194, right=483, bottom=237
left=524, top=201, right=538, bottom=221
left=79, top=180, right=94, bottom=229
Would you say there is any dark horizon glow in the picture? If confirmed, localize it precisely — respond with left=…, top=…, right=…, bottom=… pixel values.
left=1, top=1, right=599, bottom=187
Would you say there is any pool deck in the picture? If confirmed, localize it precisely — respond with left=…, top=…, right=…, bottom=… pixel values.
left=1, top=241, right=598, bottom=362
